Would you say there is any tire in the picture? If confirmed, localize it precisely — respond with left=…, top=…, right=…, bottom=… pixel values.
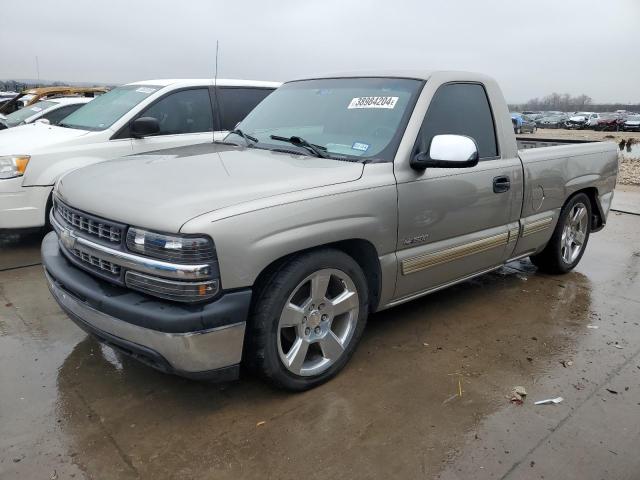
left=246, top=249, right=369, bottom=391
left=530, top=193, right=592, bottom=274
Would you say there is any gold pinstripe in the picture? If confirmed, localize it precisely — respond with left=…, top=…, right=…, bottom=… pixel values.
left=522, top=216, right=554, bottom=237
left=508, top=225, right=521, bottom=242
left=402, top=232, right=509, bottom=275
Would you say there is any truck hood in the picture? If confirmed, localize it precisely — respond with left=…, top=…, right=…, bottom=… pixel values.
left=569, top=116, right=588, bottom=122
left=0, top=122, right=90, bottom=155
left=57, top=143, right=365, bottom=232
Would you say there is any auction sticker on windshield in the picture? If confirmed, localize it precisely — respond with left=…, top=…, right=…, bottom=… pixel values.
left=348, top=96, right=398, bottom=109
left=136, top=87, right=157, bottom=94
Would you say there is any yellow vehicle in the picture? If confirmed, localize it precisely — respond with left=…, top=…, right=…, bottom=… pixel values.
left=0, top=86, right=108, bottom=115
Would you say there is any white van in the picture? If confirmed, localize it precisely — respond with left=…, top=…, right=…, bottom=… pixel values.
left=0, top=79, right=279, bottom=230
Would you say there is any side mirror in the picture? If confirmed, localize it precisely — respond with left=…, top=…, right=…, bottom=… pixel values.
left=130, top=117, right=160, bottom=138
left=35, top=118, right=50, bottom=125
left=411, top=134, right=479, bottom=170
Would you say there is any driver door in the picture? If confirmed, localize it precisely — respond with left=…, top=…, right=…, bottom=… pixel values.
left=394, top=82, right=522, bottom=300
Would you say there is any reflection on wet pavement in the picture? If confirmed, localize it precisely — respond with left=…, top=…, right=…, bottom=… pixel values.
left=1, top=213, right=639, bottom=479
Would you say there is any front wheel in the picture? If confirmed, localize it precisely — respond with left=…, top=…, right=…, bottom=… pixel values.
left=246, top=249, right=369, bottom=391
left=530, top=193, right=591, bottom=274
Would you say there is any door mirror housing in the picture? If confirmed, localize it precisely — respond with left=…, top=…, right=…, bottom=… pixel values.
left=411, top=134, right=479, bottom=170
left=130, top=117, right=160, bottom=138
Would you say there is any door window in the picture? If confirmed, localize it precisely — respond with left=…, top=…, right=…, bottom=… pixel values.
left=41, top=104, right=84, bottom=125
left=139, top=88, right=213, bottom=135
left=416, top=83, right=498, bottom=159
left=216, top=87, right=274, bottom=130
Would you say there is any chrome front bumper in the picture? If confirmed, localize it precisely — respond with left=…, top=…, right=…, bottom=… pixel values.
left=45, top=268, right=246, bottom=374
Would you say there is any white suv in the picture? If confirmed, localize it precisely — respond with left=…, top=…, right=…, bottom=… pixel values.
left=0, top=96, right=93, bottom=130
left=0, top=79, right=279, bottom=231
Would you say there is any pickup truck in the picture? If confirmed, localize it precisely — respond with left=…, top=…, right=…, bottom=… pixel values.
left=42, top=71, right=619, bottom=391
left=0, top=79, right=279, bottom=231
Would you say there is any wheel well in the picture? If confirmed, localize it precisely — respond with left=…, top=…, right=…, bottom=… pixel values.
left=569, top=187, right=604, bottom=231
left=252, top=239, right=382, bottom=313
left=43, top=191, right=54, bottom=230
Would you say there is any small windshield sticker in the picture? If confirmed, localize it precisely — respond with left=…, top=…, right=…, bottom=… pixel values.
left=136, top=87, right=157, bottom=94
left=348, top=96, right=398, bottom=109
left=352, top=142, right=370, bottom=152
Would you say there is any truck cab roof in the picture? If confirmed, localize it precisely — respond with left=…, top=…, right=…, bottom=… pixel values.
left=290, top=70, right=493, bottom=83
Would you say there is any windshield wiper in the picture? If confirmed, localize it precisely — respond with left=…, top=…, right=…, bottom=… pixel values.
left=269, top=135, right=329, bottom=159
left=228, top=128, right=258, bottom=145
left=57, top=122, right=81, bottom=130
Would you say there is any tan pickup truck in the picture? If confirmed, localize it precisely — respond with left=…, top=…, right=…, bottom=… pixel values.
left=42, top=70, right=619, bottom=390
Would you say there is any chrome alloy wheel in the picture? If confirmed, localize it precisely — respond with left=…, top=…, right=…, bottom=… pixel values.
left=277, top=268, right=359, bottom=376
left=561, top=202, right=588, bottom=264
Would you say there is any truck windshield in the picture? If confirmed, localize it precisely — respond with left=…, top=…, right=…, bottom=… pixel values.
left=235, top=77, right=423, bottom=161
left=58, top=85, right=161, bottom=131
left=4, top=100, right=56, bottom=127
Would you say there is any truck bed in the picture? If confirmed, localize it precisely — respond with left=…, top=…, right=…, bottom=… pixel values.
left=516, top=136, right=619, bottom=225
left=516, top=137, right=598, bottom=150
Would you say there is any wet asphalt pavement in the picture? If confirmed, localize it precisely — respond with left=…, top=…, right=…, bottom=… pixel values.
left=1, top=210, right=639, bottom=479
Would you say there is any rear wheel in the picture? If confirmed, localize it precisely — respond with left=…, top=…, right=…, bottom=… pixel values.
left=246, top=249, right=369, bottom=391
left=530, top=193, right=591, bottom=274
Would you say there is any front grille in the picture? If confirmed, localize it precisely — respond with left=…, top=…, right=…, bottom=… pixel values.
left=71, top=248, right=121, bottom=275
left=55, top=199, right=122, bottom=243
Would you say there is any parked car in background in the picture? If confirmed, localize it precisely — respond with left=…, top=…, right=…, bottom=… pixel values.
left=537, top=115, right=566, bottom=129
left=622, top=114, right=640, bottom=132
left=0, top=86, right=108, bottom=115
left=0, top=97, right=93, bottom=130
left=0, top=91, right=19, bottom=109
left=566, top=112, right=595, bottom=129
left=511, top=113, right=537, bottom=133
left=42, top=71, right=618, bottom=390
left=0, top=78, right=279, bottom=231
left=594, top=113, right=622, bottom=131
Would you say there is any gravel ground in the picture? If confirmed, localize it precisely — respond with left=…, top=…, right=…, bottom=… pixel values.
left=620, top=156, right=640, bottom=185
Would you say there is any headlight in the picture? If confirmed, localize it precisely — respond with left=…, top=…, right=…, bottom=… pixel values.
left=125, top=228, right=220, bottom=302
left=126, top=228, right=216, bottom=263
left=0, top=155, right=30, bottom=179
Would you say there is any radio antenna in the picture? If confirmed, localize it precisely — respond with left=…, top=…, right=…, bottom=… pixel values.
left=214, top=40, right=219, bottom=86
left=212, top=40, right=222, bottom=143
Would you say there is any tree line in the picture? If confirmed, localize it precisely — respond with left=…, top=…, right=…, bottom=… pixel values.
left=0, top=79, right=108, bottom=93
left=510, top=92, right=640, bottom=113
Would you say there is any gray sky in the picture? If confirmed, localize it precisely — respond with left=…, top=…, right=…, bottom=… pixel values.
left=1, top=0, right=638, bottom=103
